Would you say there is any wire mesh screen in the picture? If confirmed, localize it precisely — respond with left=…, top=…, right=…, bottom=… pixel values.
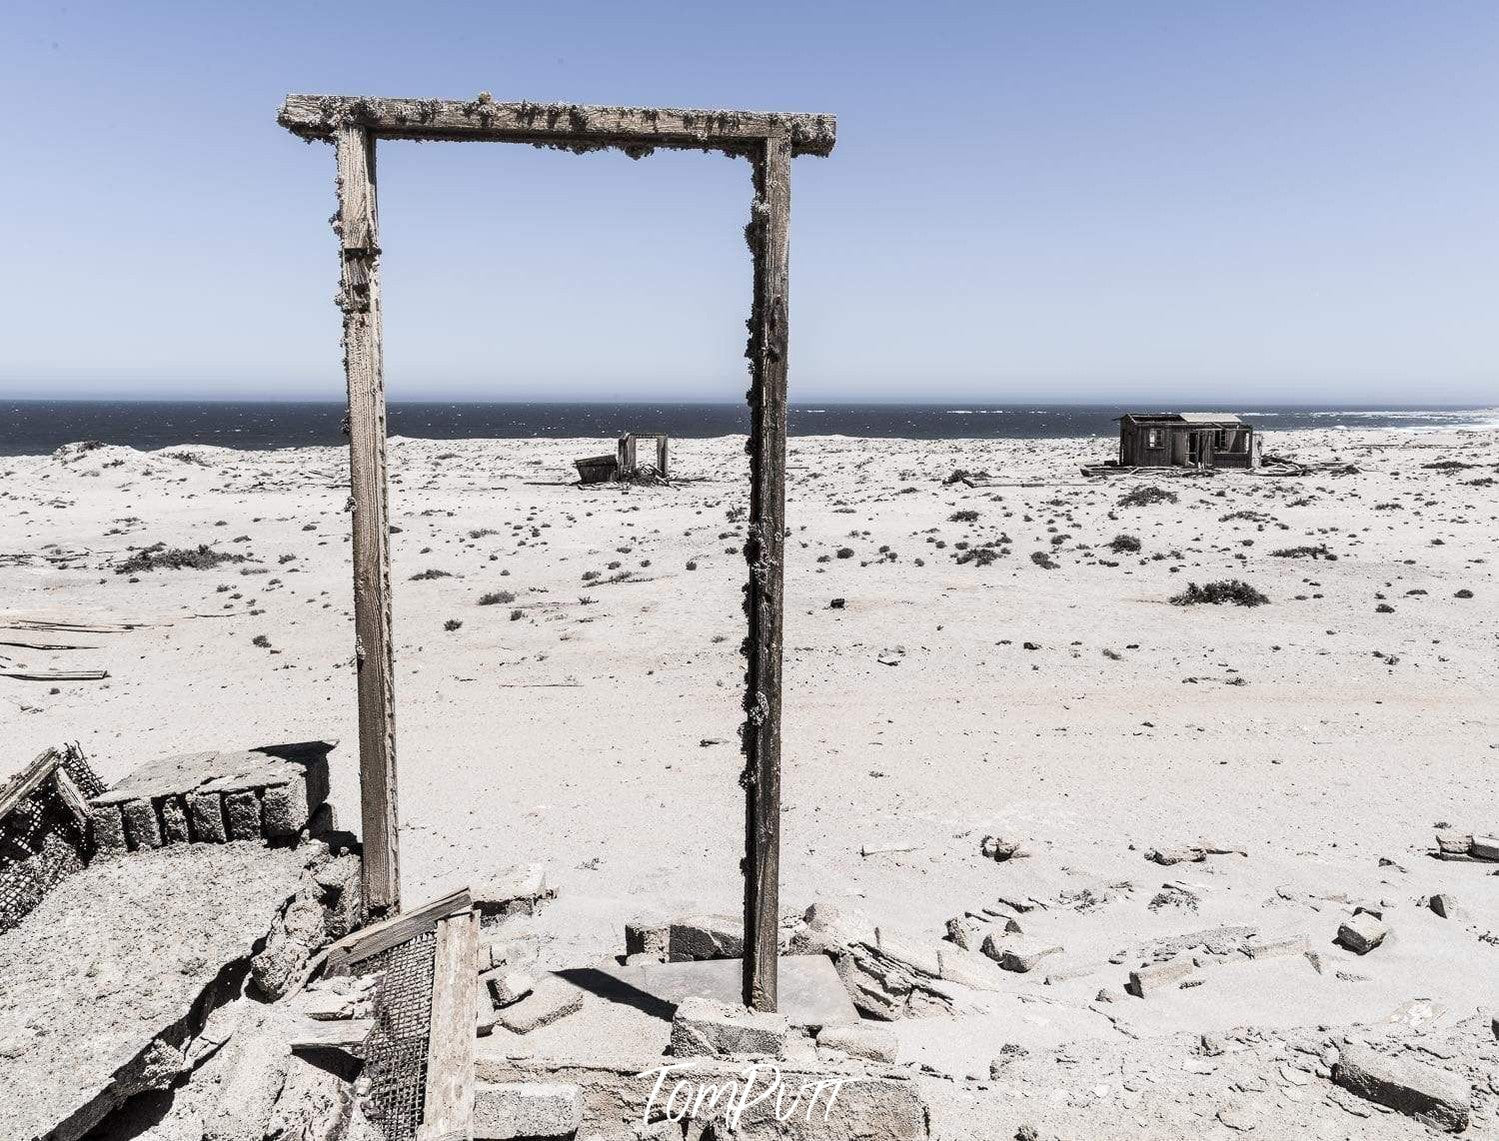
left=0, top=746, right=105, bottom=933
left=360, top=929, right=436, bottom=1141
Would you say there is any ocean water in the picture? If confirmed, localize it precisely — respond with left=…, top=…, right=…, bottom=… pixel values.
left=1, top=400, right=1495, bottom=457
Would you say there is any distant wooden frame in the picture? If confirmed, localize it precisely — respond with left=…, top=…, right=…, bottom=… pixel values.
left=278, top=93, right=836, bottom=1013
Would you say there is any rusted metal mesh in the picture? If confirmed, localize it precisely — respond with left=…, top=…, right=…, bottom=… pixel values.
left=0, top=747, right=105, bottom=933
left=359, top=929, right=436, bottom=1141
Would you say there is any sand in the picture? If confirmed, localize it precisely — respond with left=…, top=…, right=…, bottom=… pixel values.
left=2, top=426, right=1496, bottom=1137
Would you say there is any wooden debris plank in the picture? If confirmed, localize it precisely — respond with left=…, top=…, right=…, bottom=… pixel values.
left=420, top=910, right=479, bottom=1141
left=0, top=669, right=108, bottom=681
left=280, top=94, right=837, bottom=157
left=288, top=1017, right=374, bottom=1053
left=0, top=640, right=99, bottom=651
left=0, top=749, right=61, bottom=823
left=51, top=768, right=90, bottom=829
left=335, top=122, right=401, bottom=918
left=741, top=132, right=792, bottom=1012
left=323, top=887, right=471, bottom=975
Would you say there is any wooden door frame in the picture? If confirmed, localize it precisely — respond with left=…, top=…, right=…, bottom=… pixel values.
left=278, top=94, right=836, bottom=1011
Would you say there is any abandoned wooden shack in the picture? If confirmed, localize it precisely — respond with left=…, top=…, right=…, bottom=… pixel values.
left=1117, top=412, right=1260, bottom=469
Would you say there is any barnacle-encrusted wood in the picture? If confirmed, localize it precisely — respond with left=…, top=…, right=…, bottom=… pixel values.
left=280, top=93, right=834, bottom=1017
left=278, top=94, right=837, bottom=157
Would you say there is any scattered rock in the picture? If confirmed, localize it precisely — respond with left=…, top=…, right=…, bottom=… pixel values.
left=1335, top=913, right=1388, bottom=955
left=980, top=835, right=1023, bottom=861
left=1126, top=957, right=1195, bottom=997
left=1429, top=894, right=1458, bottom=919
left=1333, top=1042, right=1470, bottom=1132
left=980, top=934, right=1062, bottom=974
left=1471, top=835, right=1499, bottom=861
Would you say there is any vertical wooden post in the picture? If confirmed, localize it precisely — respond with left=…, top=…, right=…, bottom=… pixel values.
left=335, top=123, right=401, bottom=917
left=741, top=133, right=792, bottom=1012
left=656, top=434, right=669, bottom=477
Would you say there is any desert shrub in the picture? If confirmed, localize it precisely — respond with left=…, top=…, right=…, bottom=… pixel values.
left=1030, top=550, right=1059, bottom=570
left=1271, top=545, right=1335, bottom=560
left=478, top=590, right=515, bottom=606
left=1170, top=579, right=1269, bottom=607
left=948, top=509, right=980, bottom=523
left=1118, top=486, right=1178, bottom=507
left=1108, top=534, right=1141, bottom=553
left=409, top=568, right=452, bottom=581
left=116, top=543, right=246, bottom=574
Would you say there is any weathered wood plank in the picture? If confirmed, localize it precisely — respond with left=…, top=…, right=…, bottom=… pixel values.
left=741, top=134, right=792, bottom=1012
left=421, top=910, right=479, bottom=1140
left=51, top=767, right=90, bottom=830
left=323, top=886, right=471, bottom=976
left=0, top=749, right=61, bottom=824
left=335, top=123, right=401, bottom=918
left=280, top=94, right=836, bottom=157
left=288, top=1017, right=374, bottom=1054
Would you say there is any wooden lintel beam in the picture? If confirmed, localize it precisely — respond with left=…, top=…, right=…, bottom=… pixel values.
left=279, top=94, right=836, bottom=157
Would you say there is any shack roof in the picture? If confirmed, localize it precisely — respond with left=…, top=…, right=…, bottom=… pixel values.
left=1118, top=412, right=1248, bottom=427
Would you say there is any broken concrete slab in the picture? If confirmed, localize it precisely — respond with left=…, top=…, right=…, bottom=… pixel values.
left=86, top=742, right=332, bottom=853
left=572, top=955, right=859, bottom=1030
left=474, top=1053, right=929, bottom=1141
left=817, top=1022, right=898, bottom=1063
left=670, top=997, right=789, bottom=1058
left=1335, top=912, right=1388, bottom=955
left=498, top=974, right=585, bottom=1034
left=666, top=913, right=744, bottom=961
left=979, top=934, right=1062, bottom=974
left=1333, top=1042, right=1470, bottom=1131
left=473, top=1081, right=584, bottom=1140
left=624, top=918, right=670, bottom=961
left=0, top=840, right=311, bottom=1141
left=472, top=864, right=555, bottom=924
left=1126, top=957, right=1196, bottom=998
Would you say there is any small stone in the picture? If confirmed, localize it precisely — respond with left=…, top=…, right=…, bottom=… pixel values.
left=1094, top=987, right=1118, bottom=1003
left=496, top=975, right=582, bottom=1034
left=816, top=1022, right=897, bottom=1063
left=1126, top=956, right=1195, bottom=997
left=473, top=1081, right=583, bottom=1141
left=1335, top=913, right=1388, bottom=955
left=1333, top=1043, right=1470, bottom=1131
left=980, top=835, right=1022, bottom=861
left=1429, top=894, right=1458, bottom=919
left=670, top=996, right=788, bottom=1058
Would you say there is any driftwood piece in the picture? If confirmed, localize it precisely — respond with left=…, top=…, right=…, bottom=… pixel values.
left=741, top=133, right=792, bottom=1012
left=322, top=887, right=471, bottom=976
left=0, top=748, right=61, bottom=824
left=280, top=94, right=836, bottom=157
left=420, top=910, right=479, bottom=1141
left=335, top=122, right=401, bottom=918
left=0, top=669, right=108, bottom=681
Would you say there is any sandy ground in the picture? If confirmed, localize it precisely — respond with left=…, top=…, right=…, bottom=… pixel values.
left=2, top=427, right=1496, bottom=1138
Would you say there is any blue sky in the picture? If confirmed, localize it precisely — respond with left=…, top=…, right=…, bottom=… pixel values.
left=2, top=1, right=1495, bottom=404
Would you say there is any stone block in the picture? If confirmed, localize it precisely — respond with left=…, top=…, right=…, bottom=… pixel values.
left=484, top=969, right=534, bottom=1008
left=473, top=1081, right=583, bottom=1140
left=1334, top=1043, right=1469, bottom=1131
left=1472, top=835, right=1499, bottom=861
left=188, top=793, right=227, bottom=843
left=122, top=799, right=162, bottom=850
left=496, top=975, right=583, bottom=1034
left=1335, top=912, right=1388, bottom=955
left=1126, top=956, right=1195, bottom=997
left=668, top=914, right=743, bottom=962
left=158, top=796, right=190, bottom=845
left=980, top=934, right=1061, bottom=974
left=1429, top=894, right=1458, bottom=919
left=224, top=791, right=262, bottom=842
left=670, top=996, right=789, bottom=1058
left=261, top=778, right=309, bottom=839
left=625, top=919, right=670, bottom=960
left=89, top=804, right=127, bottom=855
left=1435, top=831, right=1472, bottom=856
left=1243, top=933, right=1308, bottom=960
left=817, top=1022, right=898, bottom=1063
